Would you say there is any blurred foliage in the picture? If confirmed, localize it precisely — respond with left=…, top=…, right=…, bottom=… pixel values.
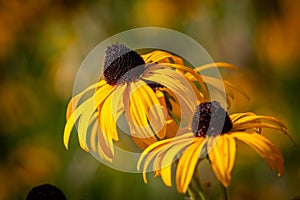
left=0, top=0, right=299, bottom=199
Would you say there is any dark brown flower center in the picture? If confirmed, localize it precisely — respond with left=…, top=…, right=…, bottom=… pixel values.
left=191, top=101, right=232, bottom=137
left=104, top=43, right=145, bottom=85
left=26, top=184, right=66, bottom=200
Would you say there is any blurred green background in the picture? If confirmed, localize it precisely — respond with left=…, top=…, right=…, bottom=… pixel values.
left=0, top=0, right=299, bottom=199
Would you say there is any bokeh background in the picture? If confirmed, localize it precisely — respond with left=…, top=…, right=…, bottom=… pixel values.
left=0, top=0, right=299, bottom=199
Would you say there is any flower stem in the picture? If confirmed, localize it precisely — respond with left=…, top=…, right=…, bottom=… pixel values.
left=220, top=183, right=229, bottom=200
left=187, top=184, right=200, bottom=200
left=187, top=169, right=206, bottom=200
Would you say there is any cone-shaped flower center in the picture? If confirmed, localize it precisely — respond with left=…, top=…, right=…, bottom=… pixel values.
left=104, top=43, right=145, bottom=85
left=192, top=101, right=232, bottom=137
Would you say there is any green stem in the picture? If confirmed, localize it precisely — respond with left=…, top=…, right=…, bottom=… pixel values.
left=220, top=183, right=229, bottom=200
left=193, top=168, right=204, bottom=193
left=187, top=183, right=201, bottom=200
left=187, top=168, right=206, bottom=200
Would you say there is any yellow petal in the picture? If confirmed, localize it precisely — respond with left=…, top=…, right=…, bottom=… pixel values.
left=223, top=79, right=249, bottom=100
left=89, top=112, right=99, bottom=152
left=66, top=80, right=106, bottom=119
left=195, top=62, right=239, bottom=72
left=99, top=84, right=126, bottom=142
left=232, top=114, right=266, bottom=124
left=137, top=138, right=174, bottom=171
left=141, top=147, right=165, bottom=184
left=137, top=133, right=194, bottom=184
left=156, top=89, right=180, bottom=138
left=199, top=75, right=249, bottom=106
left=157, top=137, right=194, bottom=187
left=77, top=105, right=94, bottom=151
left=138, top=83, right=167, bottom=138
left=144, top=66, right=198, bottom=126
left=207, top=135, right=236, bottom=187
left=231, top=132, right=284, bottom=176
left=77, top=85, right=114, bottom=150
left=110, top=84, right=127, bottom=119
left=125, top=82, right=158, bottom=146
left=176, top=137, right=205, bottom=193
left=97, top=125, right=114, bottom=159
left=233, top=122, right=287, bottom=134
left=93, top=84, right=115, bottom=109
left=142, top=50, right=184, bottom=64
left=155, top=89, right=168, bottom=138
left=233, top=114, right=288, bottom=133
left=64, top=97, right=94, bottom=149
left=230, top=112, right=256, bottom=123
left=96, top=130, right=113, bottom=162
left=158, top=63, right=209, bottom=98
left=63, top=83, right=114, bottom=150
left=230, top=113, right=295, bottom=143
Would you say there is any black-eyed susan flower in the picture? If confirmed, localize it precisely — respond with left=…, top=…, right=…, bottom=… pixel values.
left=138, top=101, right=294, bottom=193
left=63, top=43, right=199, bottom=161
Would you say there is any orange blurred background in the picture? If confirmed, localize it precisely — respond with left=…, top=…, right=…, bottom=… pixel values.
left=0, top=0, right=299, bottom=199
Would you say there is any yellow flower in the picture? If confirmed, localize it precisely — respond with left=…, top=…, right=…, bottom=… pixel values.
left=138, top=101, right=294, bottom=193
left=63, top=43, right=199, bottom=161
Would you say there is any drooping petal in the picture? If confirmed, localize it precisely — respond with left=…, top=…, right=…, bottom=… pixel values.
left=155, top=134, right=195, bottom=187
left=142, top=50, right=184, bottom=65
left=124, top=80, right=170, bottom=148
left=203, top=75, right=249, bottom=104
left=63, top=84, right=114, bottom=150
left=88, top=112, right=99, bottom=152
left=97, top=125, right=114, bottom=160
left=75, top=85, right=124, bottom=160
left=137, top=138, right=177, bottom=171
left=156, top=88, right=180, bottom=138
left=187, top=74, right=249, bottom=107
left=66, top=80, right=106, bottom=119
left=230, top=112, right=256, bottom=123
left=233, top=122, right=287, bottom=135
left=155, top=142, right=187, bottom=187
left=77, top=84, right=114, bottom=150
left=99, top=84, right=126, bottom=142
left=231, top=132, right=284, bottom=176
left=137, top=132, right=194, bottom=184
left=159, top=62, right=209, bottom=97
left=198, top=75, right=232, bottom=105
left=77, top=104, right=95, bottom=152
left=87, top=113, right=113, bottom=162
left=231, top=114, right=290, bottom=140
left=153, top=89, right=169, bottom=138
left=99, top=94, right=118, bottom=140
left=143, top=65, right=198, bottom=126
left=139, top=143, right=170, bottom=184
left=137, top=82, right=167, bottom=139
left=110, top=83, right=126, bottom=119
left=195, top=62, right=239, bottom=72
left=176, top=137, right=205, bottom=193
left=64, top=97, right=93, bottom=150
left=222, top=79, right=249, bottom=100
left=232, top=114, right=268, bottom=124
left=124, top=82, right=158, bottom=147
left=207, top=135, right=236, bottom=187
